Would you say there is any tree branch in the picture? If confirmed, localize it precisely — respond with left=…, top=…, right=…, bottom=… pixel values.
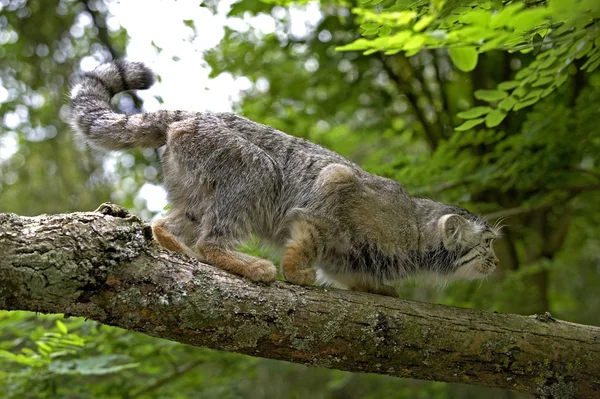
left=1, top=203, right=599, bottom=398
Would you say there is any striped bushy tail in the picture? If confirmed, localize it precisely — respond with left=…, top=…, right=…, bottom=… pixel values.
left=69, top=61, right=191, bottom=150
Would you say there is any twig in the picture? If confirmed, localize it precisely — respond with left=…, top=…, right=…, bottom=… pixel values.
left=129, top=360, right=203, bottom=399
left=484, top=204, right=546, bottom=221
left=482, top=186, right=595, bottom=220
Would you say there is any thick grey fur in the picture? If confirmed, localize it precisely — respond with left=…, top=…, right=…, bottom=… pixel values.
left=69, top=61, right=500, bottom=292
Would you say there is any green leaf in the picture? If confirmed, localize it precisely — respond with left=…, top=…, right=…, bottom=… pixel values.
left=455, top=118, right=485, bottom=131
left=37, top=342, right=52, bottom=355
left=336, top=39, right=372, bottom=51
left=388, top=31, right=412, bottom=46
left=56, top=320, right=68, bottom=334
left=449, top=47, right=479, bottom=72
left=479, top=32, right=511, bottom=52
left=150, top=40, right=163, bottom=52
left=523, top=88, right=544, bottom=101
left=515, top=67, right=533, bottom=80
left=531, top=76, right=555, bottom=87
left=397, top=11, right=418, bottom=25
left=554, top=73, right=569, bottom=87
left=497, top=80, right=520, bottom=90
left=384, top=49, right=402, bottom=55
left=0, top=350, right=47, bottom=366
left=541, top=85, right=557, bottom=98
left=554, top=43, right=572, bottom=56
left=490, top=3, right=524, bottom=28
left=360, top=23, right=379, bottom=30
left=581, top=50, right=600, bottom=70
left=457, top=106, right=492, bottom=119
left=458, top=9, right=491, bottom=26
left=539, top=66, right=559, bottom=77
left=485, top=109, right=507, bottom=127
left=474, top=89, right=508, bottom=102
left=498, top=96, right=518, bottom=111
left=452, top=25, right=492, bottom=42
left=404, top=34, right=426, bottom=50
left=413, top=15, right=434, bottom=32
left=587, top=58, right=600, bottom=72
left=393, top=0, right=420, bottom=9
left=379, top=25, right=392, bottom=36
left=539, top=56, right=557, bottom=69
left=183, top=20, right=195, bottom=30
left=405, top=48, right=421, bottom=57
left=512, top=85, right=528, bottom=98
left=440, top=0, right=474, bottom=17
left=513, top=97, right=540, bottom=111
left=507, top=8, right=550, bottom=32
left=575, top=40, right=593, bottom=59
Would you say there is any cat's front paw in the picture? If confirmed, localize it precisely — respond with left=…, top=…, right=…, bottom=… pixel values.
left=247, top=259, right=278, bottom=282
left=284, top=268, right=316, bottom=286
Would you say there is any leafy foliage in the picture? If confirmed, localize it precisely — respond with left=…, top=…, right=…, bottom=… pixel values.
left=0, top=316, right=138, bottom=397
left=338, top=0, right=600, bottom=130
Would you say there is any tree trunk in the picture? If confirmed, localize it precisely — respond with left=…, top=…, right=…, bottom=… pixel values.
left=0, top=203, right=598, bottom=398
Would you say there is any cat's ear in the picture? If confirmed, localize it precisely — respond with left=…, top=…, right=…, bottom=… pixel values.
left=438, top=214, right=476, bottom=249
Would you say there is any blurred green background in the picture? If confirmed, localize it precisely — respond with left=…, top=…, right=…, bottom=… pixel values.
left=1, top=0, right=599, bottom=397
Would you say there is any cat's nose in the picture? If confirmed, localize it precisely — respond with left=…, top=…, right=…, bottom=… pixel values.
left=493, top=255, right=499, bottom=266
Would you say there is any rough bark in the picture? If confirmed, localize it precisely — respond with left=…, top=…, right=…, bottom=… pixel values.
left=0, top=203, right=598, bottom=398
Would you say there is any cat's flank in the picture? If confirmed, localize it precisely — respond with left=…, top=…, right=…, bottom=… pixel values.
left=69, top=61, right=500, bottom=296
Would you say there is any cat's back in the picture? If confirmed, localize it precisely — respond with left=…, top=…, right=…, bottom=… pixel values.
left=350, top=174, right=419, bottom=249
left=216, top=112, right=350, bottom=168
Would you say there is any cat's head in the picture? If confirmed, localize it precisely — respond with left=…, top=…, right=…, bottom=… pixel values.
left=437, top=213, right=501, bottom=279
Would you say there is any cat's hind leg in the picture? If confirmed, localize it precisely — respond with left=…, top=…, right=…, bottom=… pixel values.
left=164, top=116, right=280, bottom=283
left=154, top=213, right=276, bottom=283
left=196, top=238, right=277, bottom=283
left=282, top=219, right=320, bottom=286
left=151, top=216, right=198, bottom=259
